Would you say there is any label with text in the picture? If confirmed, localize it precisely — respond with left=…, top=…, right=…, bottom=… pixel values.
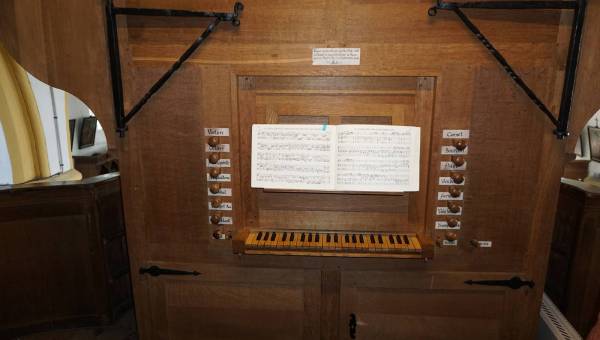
left=440, top=161, right=467, bottom=171
left=438, top=192, right=464, bottom=200
left=207, top=188, right=232, bottom=197
left=477, top=241, right=492, bottom=248
left=436, top=207, right=462, bottom=215
left=207, top=173, right=232, bottom=182
left=435, top=221, right=461, bottom=230
left=312, top=48, right=360, bottom=65
left=439, top=177, right=465, bottom=186
left=206, top=144, right=230, bottom=152
left=442, top=240, right=458, bottom=246
left=443, top=130, right=470, bottom=139
left=208, top=216, right=233, bottom=225
left=208, top=202, right=233, bottom=211
left=441, top=146, right=468, bottom=155
left=204, top=128, right=230, bottom=137
left=206, top=159, right=231, bottom=168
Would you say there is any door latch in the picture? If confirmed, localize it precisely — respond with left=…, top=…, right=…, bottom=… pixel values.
left=465, top=276, right=534, bottom=290
left=139, top=265, right=200, bottom=277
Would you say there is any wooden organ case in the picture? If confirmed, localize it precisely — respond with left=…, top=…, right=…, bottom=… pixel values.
left=1, top=0, right=599, bottom=339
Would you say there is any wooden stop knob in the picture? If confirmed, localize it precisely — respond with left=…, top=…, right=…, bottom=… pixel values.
left=445, top=231, right=458, bottom=242
left=470, top=239, right=480, bottom=248
left=447, top=201, right=462, bottom=213
left=451, top=156, right=465, bottom=167
left=210, top=212, right=223, bottom=225
left=446, top=217, right=460, bottom=228
left=209, top=183, right=222, bottom=194
left=211, top=198, right=223, bottom=209
left=207, top=136, right=220, bottom=147
left=450, top=172, right=464, bottom=184
left=453, top=139, right=467, bottom=151
left=208, top=153, right=220, bottom=164
left=448, top=186, right=462, bottom=198
left=208, top=167, right=222, bottom=179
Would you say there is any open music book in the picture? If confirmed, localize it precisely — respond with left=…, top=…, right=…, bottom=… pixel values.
left=251, top=124, right=420, bottom=192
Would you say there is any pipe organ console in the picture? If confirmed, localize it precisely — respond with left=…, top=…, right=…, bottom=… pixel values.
left=1, top=0, right=596, bottom=339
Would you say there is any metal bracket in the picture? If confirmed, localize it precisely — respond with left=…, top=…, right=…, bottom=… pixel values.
left=465, top=276, right=535, bottom=289
left=105, top=1, right=244, bottom=137
left=428, top=0, right=587, bottom=139
left=139, top=265, right=200, bottom=277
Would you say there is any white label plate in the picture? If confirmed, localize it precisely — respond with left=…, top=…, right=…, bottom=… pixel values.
left=312, top=48, right=360, bottom=65
left=438, top=192, right=463, bottom=200
left=478, top=241, right=492, bottom=248
left=208, top=202, right=233, bottom=211
left=207, top=188, right=232, bottom=197
left=207, top=173, right=232, bottom=182
left=435, top=221, right=461, bottom=230
left=442, top=240, right=458, bottom=246
left=440, top=161, right=467, bottom=171
left=443, top=130, right=470, bottom=139
left=204, top=128, right=229, bottom=136
left=206, top=144, right=230, bottom=152
left=441, top=146, right=468, bottom=155
left=439, top=177, right=465, bottom=186
left=206, top=159, right=231, bottom=168
left=208, top=216, right=233, bottom=224
left=436, top=207, right=462, bottom=215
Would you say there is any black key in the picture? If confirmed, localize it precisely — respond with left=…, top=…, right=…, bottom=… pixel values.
left=395, top=235, right=402, bottom=244
left=256, top=232, right=263, bottom=241
left=282, top=232, right=288, bottom=242
left=352, top=234, right=357, bottom=243
left=301, top=233, right=306, bottom=242
left=345, top=234, right=350, bottom=243
left=327, top=234, right=331, bottom=243
left=271, top=232, right=276, bottom=241
left=315, top=234, right=320, bottom=242
left=389, top=235, right=395, bottom=244
left=403, top=235, right=410, bottom=244
left=370, top=234, right=375, bottom=243
left=308, top=233, right=313, bottom=242
left=263, top=232, right=270, bottom=241
left=359, top=234, right=364, bottom=243
left=290, top=233, right=295, bottom=242
left=378, top=235, right=383, bottom=244
left=334, top=234, right=339, bottom=243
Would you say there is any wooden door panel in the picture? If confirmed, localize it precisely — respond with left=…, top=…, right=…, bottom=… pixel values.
left=340, top=271, right=509, bottom=340
left=147, top=265, right=320, bottom=340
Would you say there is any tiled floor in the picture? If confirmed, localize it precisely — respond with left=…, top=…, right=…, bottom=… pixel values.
left=14, top=311, right=137, bottom=340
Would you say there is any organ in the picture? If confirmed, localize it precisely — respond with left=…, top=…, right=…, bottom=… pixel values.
left=1, top=0, right=599, bottom=339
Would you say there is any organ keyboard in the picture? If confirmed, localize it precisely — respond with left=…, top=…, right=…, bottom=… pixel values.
left=243, top=230, right=428, bottom=259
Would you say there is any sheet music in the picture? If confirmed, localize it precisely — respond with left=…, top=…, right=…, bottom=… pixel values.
left=251, top=124, right=420, bottom=192
left=335, top=125, right=420, bottom=192
left=251, top=124, right=336, bottom=190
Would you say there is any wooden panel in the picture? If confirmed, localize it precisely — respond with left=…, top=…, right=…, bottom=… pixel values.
left=145, top=265, right=320, bottom=340
left=340, top=271, right=509, bottom=340
left=0, top=174, right=131, bottom=337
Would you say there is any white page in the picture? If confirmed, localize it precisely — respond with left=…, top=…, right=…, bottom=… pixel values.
left=251, top=124, right=337, bottom=190
left=335, top=125, right=420, bottom=192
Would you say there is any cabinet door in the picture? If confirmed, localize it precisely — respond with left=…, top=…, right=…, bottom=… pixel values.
left=339, top=271, right=519, bottom=340
left=143, top=264, right=321, bottom=340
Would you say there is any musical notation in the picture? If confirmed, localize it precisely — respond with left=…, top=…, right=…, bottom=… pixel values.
left=251, top=124, right=420, bottom=192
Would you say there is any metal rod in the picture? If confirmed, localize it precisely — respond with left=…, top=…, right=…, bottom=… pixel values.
left=452, top=7, right=560, bottom=127
left=436, top=1, right=577, bottom=10
left=114, top=7, right=237, bottom=21
left=105, top=0, right=127, bottom=136
left=555, top=0, right=587, bottom=139
left=123, top=18, right=222, bottom=124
